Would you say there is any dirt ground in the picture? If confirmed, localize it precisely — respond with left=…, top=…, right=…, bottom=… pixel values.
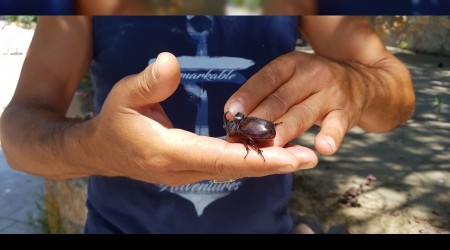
left=289, top=48, right=450, bottom=234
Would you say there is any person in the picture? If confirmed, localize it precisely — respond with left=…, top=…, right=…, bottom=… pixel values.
left=1, top=0, right=448, bottom=15
left=0, top=16, right=415, bottom=233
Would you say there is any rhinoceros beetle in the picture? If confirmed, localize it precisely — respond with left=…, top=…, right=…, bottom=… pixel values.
left=223, top=111, right=282, bottom=161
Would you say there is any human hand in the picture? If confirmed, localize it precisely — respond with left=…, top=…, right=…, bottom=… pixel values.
left=225, top=51, right=369, bottom=156
left=89, top=52, right=318, bottom=186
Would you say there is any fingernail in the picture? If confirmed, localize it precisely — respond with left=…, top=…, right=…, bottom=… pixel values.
left=299, top=162, right=316, bottom=170
left=323, top=136, right=336, bottom=153
left=279, top=161, right=315, bottom=173
left=228, top=101, right=244, bottom=115
left=151, top=54, right=160, bottom=80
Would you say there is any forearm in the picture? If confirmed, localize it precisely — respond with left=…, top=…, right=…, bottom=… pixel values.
left=342, top=54, right=415, bottom=132
left=0, top=103, right=100, bottom=179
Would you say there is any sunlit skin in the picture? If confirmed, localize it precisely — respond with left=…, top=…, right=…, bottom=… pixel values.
left=263, top=0, right=317, bottom=14
left=75, top=0, right=227, bottom=14
left=0, top=16, right=414, bottom=186
left=75, top=0, right=317, bottom=15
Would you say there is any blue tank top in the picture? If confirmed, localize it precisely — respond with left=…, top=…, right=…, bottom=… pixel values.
left=86, top=16, right=298, bottom=234
left=0, top=0, right=73, bottom=14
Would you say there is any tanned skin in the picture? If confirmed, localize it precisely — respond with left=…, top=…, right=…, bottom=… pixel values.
left=0, top=17, right=414, bottom=186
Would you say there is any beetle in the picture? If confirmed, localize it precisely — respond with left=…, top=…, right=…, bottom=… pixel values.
left=223, top=111, right=282, bottom=161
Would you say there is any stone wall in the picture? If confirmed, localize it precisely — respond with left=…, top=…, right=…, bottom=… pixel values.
left=369, top=16, right=450, bottom=56
left=46, top=179, right=87, bottom=234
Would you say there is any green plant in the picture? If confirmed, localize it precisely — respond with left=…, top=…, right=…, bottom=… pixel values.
left=27, top=196, right=51, bottom=234
left=229, top=0, right=263, bottom=9
left=26, top=188, right=64, bottom=234
left=4, top=15, right=37, bottom=29
left=4, top=16, right=19, bottom=22
left=399, top=40, right=408, bottom=49
left=229, top=0, right=245, bottom=6
left=245, top=0, right=262, bottom=10
left=433, top=97, right=442, bottom=121
left=79, top=72, right=92, bottom=90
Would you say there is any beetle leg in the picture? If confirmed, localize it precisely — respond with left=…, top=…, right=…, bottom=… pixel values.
left=243, top=143, right=250, bottom=159
left=244, top=138, right=266, bottom=162
left=254, top=146, right=265, bottom=162
left=274, top=122, right=283, bottom=127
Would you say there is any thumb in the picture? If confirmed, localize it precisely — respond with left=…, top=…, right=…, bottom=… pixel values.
left=113, top=52, right=181, bottom=109
left=314, top=110, right=347, bottom=155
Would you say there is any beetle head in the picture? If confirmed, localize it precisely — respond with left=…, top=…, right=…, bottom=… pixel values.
left=223, top=111, right=243, bottom=136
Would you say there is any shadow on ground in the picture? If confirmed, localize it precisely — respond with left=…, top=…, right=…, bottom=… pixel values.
left=289, top=50, right=450, bottom=234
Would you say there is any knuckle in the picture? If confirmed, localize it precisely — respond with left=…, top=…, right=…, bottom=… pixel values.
left=134, top=70, right=153, bottom=98
left=122, top=67, right=153, bottom=101
left=228, top=172, right=243, bottom=180
left=266, top=90, right=290, bottom=112
left=293, top=104, right=316, bottom=134
left=211, top=154, right=228, bottom=174
left=300, top=103, right=316, bottom=119
left=292, top=120, right=306, bottom=135
left=259, top=63, right=282, bottom=89
left=210, top=144, right=245, bottom=179
left=210, top=143, right=238, bottom=175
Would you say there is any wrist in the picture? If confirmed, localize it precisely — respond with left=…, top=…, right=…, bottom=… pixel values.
left=338, top=57, right=414, bottom=132
left=64, top=116, right=118, bottom=178
left=334, top=59, right=373, bottom=129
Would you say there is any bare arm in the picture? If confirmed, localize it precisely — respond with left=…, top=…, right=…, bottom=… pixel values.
left=225, top=16, right=415, bottom=155
left=0, top=16, right=317, bottom=184
left=0, top=16, right=94, bottom=178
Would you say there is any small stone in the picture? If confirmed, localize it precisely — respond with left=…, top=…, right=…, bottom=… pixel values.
left=366, top=174, right=377, bottom=182
left=349, top=199, right=361, bottom=207
left=345, top=187, right=359, bottom=197
left=338, top=197, right=349, bottom=204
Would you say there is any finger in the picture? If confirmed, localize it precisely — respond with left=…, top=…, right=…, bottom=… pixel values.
left=248, top=56, right=326, bottom=121
left=111, top=52, right=181, bottom=109
left=163, top=129, right=318, bottom=178
left=224, top=54, right=296, bottom=115
left=314, top=110, right=348, bottom=155
left=248, top=75, right=310, bottom=122
left=139, top=104, right=174, bottom=129
left=273, top=94, right=328, bottom=147
left=178, top=144, right=318, bottom=184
